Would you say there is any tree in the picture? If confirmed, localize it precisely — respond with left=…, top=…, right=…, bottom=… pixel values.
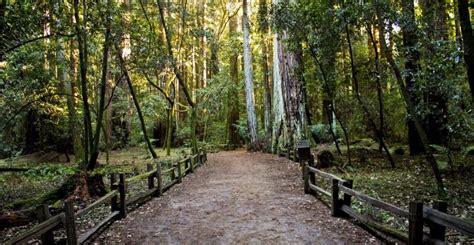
left=242, top=0, right=259, bottom=151
left=457, top=0, right=474, bottom=105
left=401, top=0, right=423, bottom=155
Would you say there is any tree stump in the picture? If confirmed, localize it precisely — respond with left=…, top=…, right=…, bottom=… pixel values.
left=316, top=150, right=334, bottom=168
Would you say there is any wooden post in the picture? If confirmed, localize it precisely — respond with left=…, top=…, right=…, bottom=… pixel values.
left=331, top=179, right=340, bottom=217
left=203, top=150, right=207, bottom=163
left=110, top=173, right=118, bottom=212
left=308, top=156, right=316, bottom=196
left=170, top=166, right=176, bottom=180
left=156, top=162, right=163, bottom=196
left=119, top=174, right=127, bottom=218
left=36, top=204, right=54, bottom=244
left=303, top=164, right=310, bottom=194
left=64, top=200, right=77, bottom=245
left=408, top=201, right=423, bottom=245
left=177, top=161, right=182, bottom=183
left=147, top=164, right=154, bottom=189
left=190, top=157, right=195, bottom=173
left=429, top=201, right=447, bottom=241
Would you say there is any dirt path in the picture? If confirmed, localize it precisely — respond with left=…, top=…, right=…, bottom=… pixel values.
left=96, top=150, right=378, bottom=244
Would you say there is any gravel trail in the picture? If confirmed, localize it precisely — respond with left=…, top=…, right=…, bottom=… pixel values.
left=95, top=150, right=378, bottom=244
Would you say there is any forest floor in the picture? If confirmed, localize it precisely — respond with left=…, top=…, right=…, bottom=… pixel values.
left=95, top=150, right=378, bottom=244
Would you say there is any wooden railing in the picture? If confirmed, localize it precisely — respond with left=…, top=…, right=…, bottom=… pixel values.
left=278, top=145, right=474, bottom=244
left=5, top=150, right=208, bottom=245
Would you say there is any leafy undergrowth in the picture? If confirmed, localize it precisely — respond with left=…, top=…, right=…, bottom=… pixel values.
left=316, top=143, right=474, bottom=243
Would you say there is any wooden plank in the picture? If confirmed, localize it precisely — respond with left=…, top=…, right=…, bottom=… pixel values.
left=78, top=211, right=120, bottom=244
left=125, top=187, right=157, bottom=206
left=179, top=157, right=190, bottom=164
left=423, top=207, right=474, bottom=237
left=338, top=184, right=409, bottom=218
left=76, top=191, right=118, bottom=218
left=307, top=166, right=345, bottom=182
left=162, top=179, right=179, bottom=193
left=308, top=180, right=331, bottom=197
left=162, top=167, right=176, bottom=176
left=7, top=213, right=64, bottom=245
left=125, top=170, right=156, bottom=184
left=341, top=205, right=408, bottom=243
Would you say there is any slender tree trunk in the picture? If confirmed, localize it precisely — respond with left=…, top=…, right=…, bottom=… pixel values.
left=89, top=0, right=112, bottom=169
left=242, top=0, right=259, bottom=151
left=458, top=0, right=474, bottom=105
left=116, top=45, right=158, bottom=159
left=74, top=0, right=93, bottom=167
left=367, top=25, right=385, bottom=152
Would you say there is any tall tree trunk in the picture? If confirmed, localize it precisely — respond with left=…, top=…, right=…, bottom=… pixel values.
left=258, top=0, right=272, bottom=152
left=271, top=0, right=285, bottom=153
left=242, top=0, right=259, bottom=151
left=402, top=0, right=424, bottom=155
left=227, top=10, right=241, bottom=147
left=458, top=0, right=474, bottom=105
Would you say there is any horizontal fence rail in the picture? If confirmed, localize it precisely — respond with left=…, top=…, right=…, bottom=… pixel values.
left=6, top=150, right=208, bottom=245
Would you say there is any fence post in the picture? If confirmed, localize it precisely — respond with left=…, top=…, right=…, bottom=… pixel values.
left=190, top=156, right=195, bottom=173
left=408, top=201, right=423, bottom=245
left=147, top=164, right=154, bottom=189
left=303, top=163, right=310, bottom=194
left=429, top=201, right=447, bottom=242
left=308, top=156, right=316, bottom=196
left=119, top=174, right=127, bottom=219
left=36, top=204, right=54, bottom=244
left=64, top=200, right=77, bottom=245
left=110, top=174, right=118, bottom=212
left=170, top=165, right=176, bottom=180
left=204, top=150, right=207, bottom=163
left=331, top=179, right=340, bottom=217
left=155, top=161, right=163, bottom=196
left=177, top=161, right=182, bottom=183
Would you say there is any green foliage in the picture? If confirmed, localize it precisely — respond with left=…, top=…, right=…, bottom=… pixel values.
left=309, top=123, right=338, bottom=143
left=24, top=165, right=77, bottom=179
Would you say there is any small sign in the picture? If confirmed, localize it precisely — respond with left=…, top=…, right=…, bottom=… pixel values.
left=296, top=140, right=310, bottom=149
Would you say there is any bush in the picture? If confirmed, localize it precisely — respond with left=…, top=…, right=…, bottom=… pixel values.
left=310, top=123, right=338, bottom=143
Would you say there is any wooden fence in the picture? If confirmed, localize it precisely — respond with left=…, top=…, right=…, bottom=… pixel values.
left=281, top=146, right=474, bottom=244
left=5, top=150, right=207, bottom=245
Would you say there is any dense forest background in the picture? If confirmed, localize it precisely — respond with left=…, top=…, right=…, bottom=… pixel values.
left=0, top=0, right=473, bottom=241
